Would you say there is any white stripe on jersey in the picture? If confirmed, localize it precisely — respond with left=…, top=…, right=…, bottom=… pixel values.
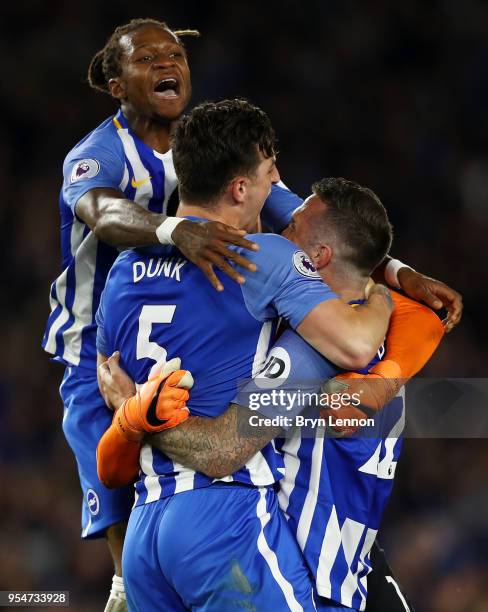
left=277, top=429, right=302, bottom=517
left=62, top=232, right=98, bottom=364
left=140, top=445, right=162, bottom=502
left=252, top=321, right=273, bottom=376
left=316, top=505, right=341, bottom=596
left=296, top=431, right=325, bottom=550
left=357, top=528, right=378, bottom=611
left=154, top=149, right=178, bottom=210
left=245, top=451, right=275, bottom=486
left=115, top=128, right=153, bottom=208
left=339, top=518, right=368, bottom=607
left=119, top=162, right=129, bottom=191
left=70, top=216, right=86, bottom=256
left=44, top=267, right=69, bottom=356
left=256, top=489, right=305, bottom=612
left=215, top=474, right=234, bottom=483
left=173, top=461, right=197, bottom=494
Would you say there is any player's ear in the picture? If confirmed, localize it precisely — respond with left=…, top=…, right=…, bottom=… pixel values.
left=312, top=244, right=332, bottom=270
left=109, top=77, right=127, bottom=101
left=229, top=176, right=247, bottom=204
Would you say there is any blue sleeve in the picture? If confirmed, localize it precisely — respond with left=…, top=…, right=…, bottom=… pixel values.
left=235, top=233, right=338, bottom=328
left=62, top=139, right=125, bottom=214
left=234, top=329, right=340, bottom=419
left=95, top=287, right=112, bottom=357
left=261, top=181, right=303, bottom=233
left=268, top=329, right=340, bottom=381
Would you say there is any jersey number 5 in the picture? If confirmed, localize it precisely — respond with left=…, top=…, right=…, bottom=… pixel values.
left=136, top=305, right=176, bottom=365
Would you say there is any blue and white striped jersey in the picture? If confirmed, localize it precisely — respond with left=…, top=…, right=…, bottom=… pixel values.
left=42, top=109, right=302, bottom=370
left=95, top=231, right=338, bottom=506
left=258, top=329, right=404, bottom=611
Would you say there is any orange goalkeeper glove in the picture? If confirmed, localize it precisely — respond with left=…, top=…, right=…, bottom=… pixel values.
left=114, top=358, right=194, bottom=443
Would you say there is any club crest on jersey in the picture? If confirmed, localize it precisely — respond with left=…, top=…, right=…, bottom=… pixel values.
left=70, top=159, right=100, bottom=183
left=86, top=489, right=100, bottom=516
left=292, top=251, right=320, bottom=278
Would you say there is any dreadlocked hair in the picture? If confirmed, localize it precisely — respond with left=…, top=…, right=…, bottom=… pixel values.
left=87, top=18, right=200, bottom=94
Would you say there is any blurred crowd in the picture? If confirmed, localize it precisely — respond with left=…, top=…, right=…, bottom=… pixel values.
left=0, top=1, right=487, bottom=610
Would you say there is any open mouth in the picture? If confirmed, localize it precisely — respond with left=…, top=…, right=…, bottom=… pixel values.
left=153, top=77, right=180, bottom=99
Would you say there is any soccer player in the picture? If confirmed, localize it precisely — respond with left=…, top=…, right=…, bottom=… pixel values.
left=95, top=98, right=397, bottom=610
left=98, top=179, right=444, bottom=611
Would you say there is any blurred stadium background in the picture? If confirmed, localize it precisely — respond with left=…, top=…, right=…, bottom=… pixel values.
left=1, top=1, right=487, bottom=610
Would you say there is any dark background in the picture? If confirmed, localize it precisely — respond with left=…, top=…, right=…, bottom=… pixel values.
left=1, top=1, right=487, bottom=610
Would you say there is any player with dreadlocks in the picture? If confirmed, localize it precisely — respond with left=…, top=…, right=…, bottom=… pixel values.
left=42, top=19, right=292, bottom=612
left=43, top=17, right=462, bottom=612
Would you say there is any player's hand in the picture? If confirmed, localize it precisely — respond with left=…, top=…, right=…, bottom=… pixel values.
left=397, top=268, right=463, bottom=333
left=98, top=351, right=136, bottom=411
left=320, top=361, right=404, bottom=436
left=114, top=358, right=194, bottom=442
left=172, top=219, right=259, bottom=291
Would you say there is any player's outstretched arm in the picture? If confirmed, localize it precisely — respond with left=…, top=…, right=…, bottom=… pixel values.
left=297, top=283, right=394, bottom=371
left=76, top=187, right=259, bottom=291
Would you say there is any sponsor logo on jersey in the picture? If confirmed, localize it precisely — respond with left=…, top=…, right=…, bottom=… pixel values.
left=292, top=251, right=320, bottom=278
left=70, top=159, right=100, bottom=183
left=254, top=346, right=291, bottom=389
left=86, top=489, right=100, bottom=516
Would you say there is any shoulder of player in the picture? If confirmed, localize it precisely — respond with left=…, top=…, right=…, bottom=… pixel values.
left=244, top=233, right=296, bottom=262
left=64, top=115, right=123, bottom=167
left=246, top=232, right=292, bottom=247
left=244, top=233, right=319, bottom=278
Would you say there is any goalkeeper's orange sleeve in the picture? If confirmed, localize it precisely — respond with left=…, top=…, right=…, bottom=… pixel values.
left=97, top=423, right=140, bottom=489
left=378, top=290, right=445, bottom=379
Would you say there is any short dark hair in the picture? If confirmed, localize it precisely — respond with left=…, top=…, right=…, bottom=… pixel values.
left=172, top=99, right=276, bottom=205
left=311, top=177, right=393, bottom=275
left=88, top=18, right=200, bottom=95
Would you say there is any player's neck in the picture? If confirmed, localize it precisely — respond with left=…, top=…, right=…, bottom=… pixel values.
left=320, top=267, right=368, bottom=303
left=177, top=201, right=252, bottom=231
left=122, top=107, right=173, bottom=153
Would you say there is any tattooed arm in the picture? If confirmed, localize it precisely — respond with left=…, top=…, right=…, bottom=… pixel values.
left=148, top=404, right=280, bottom=479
